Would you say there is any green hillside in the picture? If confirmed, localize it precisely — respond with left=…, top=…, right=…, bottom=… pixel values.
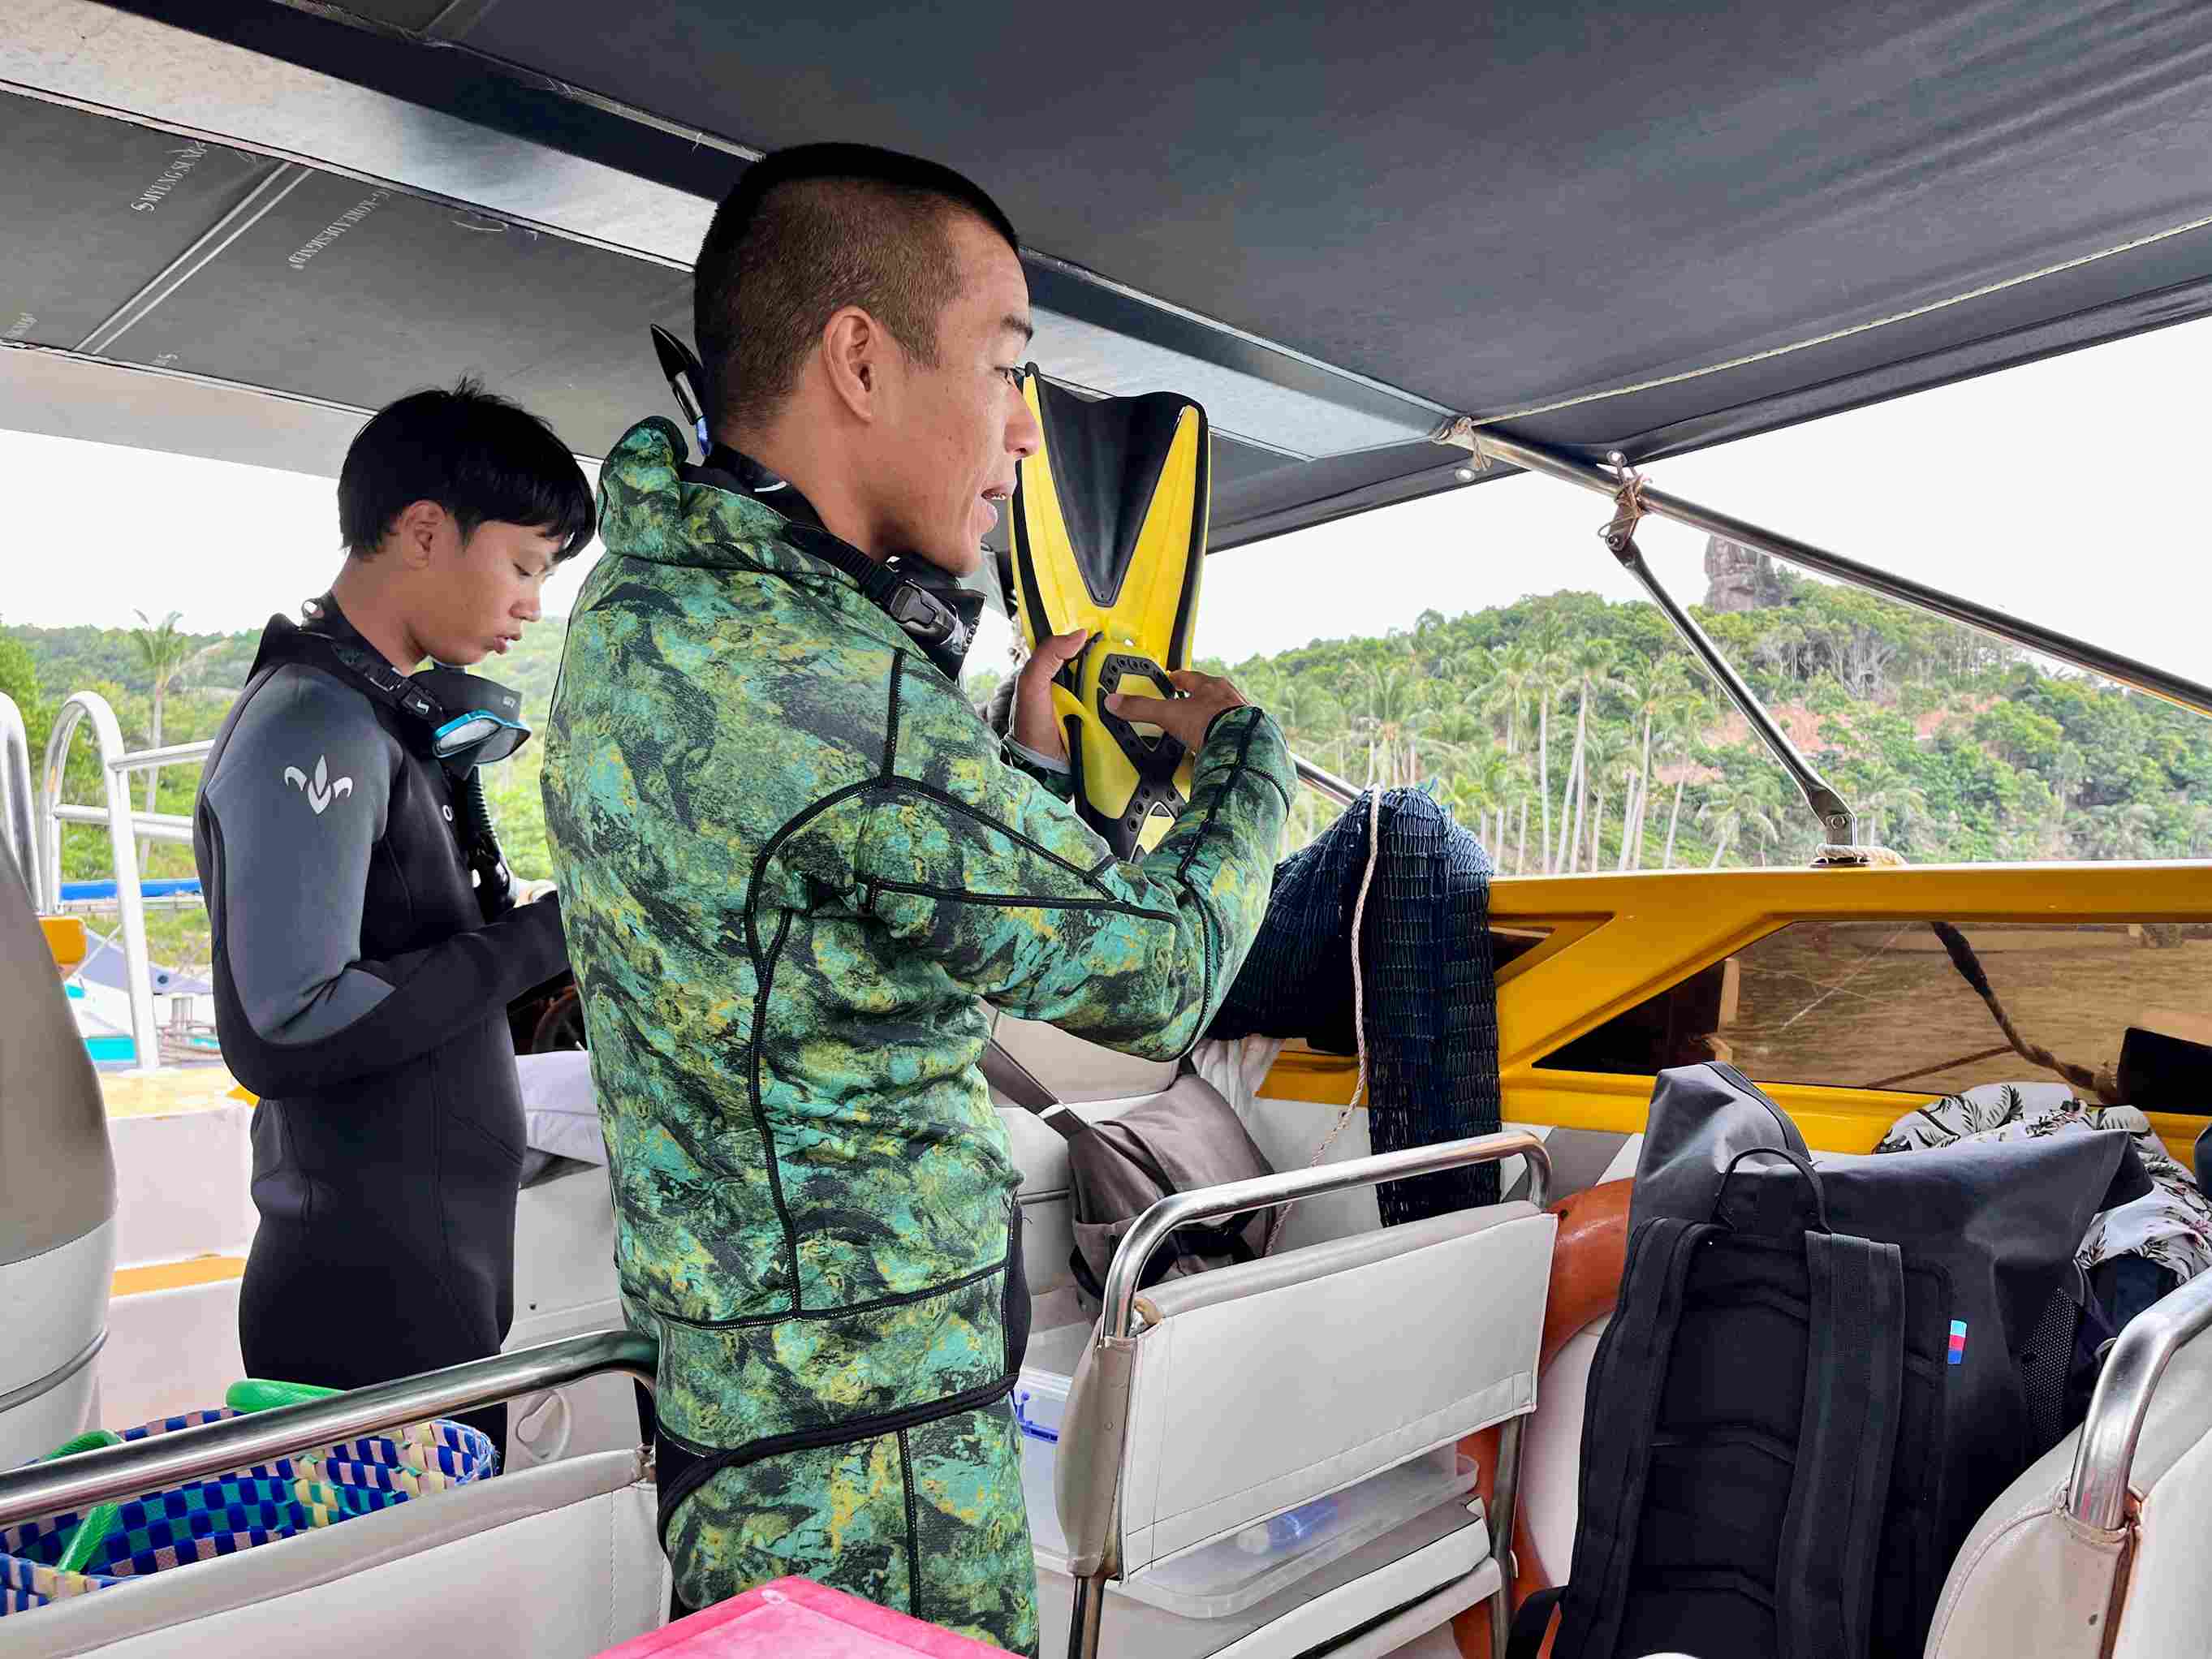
left=6, top=546, right=2207, bottom=948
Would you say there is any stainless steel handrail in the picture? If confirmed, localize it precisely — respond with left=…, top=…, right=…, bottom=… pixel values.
left=41, top=691, right=157, bottom=1060
left=1072, top=1129, right=1552, bottom=1659
left=1294, top=754, right=1360, bottom=804
left=2066, top=1263, right=2212, bottom=1532
left=1473, top=430, right=2212, bottom=722
left=0, top=692, right=39, bottom=908
left=0, top=1331, right=657, bottom=1529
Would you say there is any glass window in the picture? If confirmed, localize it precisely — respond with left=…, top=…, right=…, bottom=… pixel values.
left=1537, top=920, right=2212, bottom=1097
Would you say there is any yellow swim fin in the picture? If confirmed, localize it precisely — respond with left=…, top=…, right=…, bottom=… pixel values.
left=1007, top=370, right=1209, bottom=858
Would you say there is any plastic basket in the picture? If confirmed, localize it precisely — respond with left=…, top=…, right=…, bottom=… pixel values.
left=1, top=1385, right=495, bottom=1617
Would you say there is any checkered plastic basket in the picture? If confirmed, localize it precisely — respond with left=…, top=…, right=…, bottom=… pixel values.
left=1, top=1390, right=495, bottom=1617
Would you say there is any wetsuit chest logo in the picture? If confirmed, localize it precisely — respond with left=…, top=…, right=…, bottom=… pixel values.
left=282, top=755, right=355, bottom=816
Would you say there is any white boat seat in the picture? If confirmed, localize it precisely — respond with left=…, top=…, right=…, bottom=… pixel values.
left=1925, top=1296, right=2212, bottom=1659
left=1046, top=1187, right=1554, bottom=1659
left=6, top=1446, right=663, bottom=1658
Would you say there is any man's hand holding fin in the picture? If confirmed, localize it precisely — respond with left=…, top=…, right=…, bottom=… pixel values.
left=1106, top=667, right=1250, bottom=752
left=1011, top=627, right=1093, bottom=761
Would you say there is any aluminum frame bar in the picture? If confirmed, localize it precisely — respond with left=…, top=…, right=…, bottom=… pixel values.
left=1606, top=528, right=1857, bottom=846
left=1072, top=1129, right=1551, bottom=1659
left=1472, top=432, right=2212, bottom=722
left=2067, top=1258, right=2212, bottom=1532
left=0, top=1331, right=657, bottom=1528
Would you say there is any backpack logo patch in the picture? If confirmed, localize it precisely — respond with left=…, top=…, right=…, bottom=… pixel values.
left=283, top=756, right=354, bottom=816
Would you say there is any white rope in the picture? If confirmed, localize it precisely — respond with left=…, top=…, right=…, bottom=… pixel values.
left=1266, top=785, right=1384, bottom=1254
left=1449, top=202, right=2212, bottom=434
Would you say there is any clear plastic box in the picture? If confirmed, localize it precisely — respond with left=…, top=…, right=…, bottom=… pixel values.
left=1013, top=1324, right=1091, bottom=1562
left=1011, top=1366, right=1072, bottom=1558
left=1115, top=1447, right=1483, bottom=1620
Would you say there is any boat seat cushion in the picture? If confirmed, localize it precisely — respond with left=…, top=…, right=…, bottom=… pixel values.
left=1926, top=1304, right=2212, bottom=1659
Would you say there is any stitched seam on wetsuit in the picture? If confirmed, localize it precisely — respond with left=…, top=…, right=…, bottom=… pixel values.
left=1176, top=712, right=1260, bottom=885
left=632, top=1250, right=1010, bottom=1330
left=870, top=880, right=1178, bottom=917
left=883, top=653, right=905, bottom=778
left=744, top=781, right=878, bottom=967
left=750, top=909, right=803, bottom=1312
left=653, top=1373, right=1019, bottom=1549
left=877, top=778, right=1144, bottom=897
left=899, top=1427, right=922, bottom=1622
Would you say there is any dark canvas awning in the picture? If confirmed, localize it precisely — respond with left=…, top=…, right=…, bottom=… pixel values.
left=7, top=0, right=2212, bottom=550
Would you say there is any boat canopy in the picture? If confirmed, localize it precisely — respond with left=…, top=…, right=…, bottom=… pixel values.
left=7, top=0, right=2212, bottom=550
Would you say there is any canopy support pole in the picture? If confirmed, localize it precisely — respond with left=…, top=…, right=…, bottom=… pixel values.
left=1602, top=514, right=1858, bottom=847
left=1451, top=428, right=2212, bottom=722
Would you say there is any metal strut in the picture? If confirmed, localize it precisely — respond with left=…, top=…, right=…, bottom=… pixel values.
left=1597, top=459, right=1858, bottom=847
left=1442, top=425, right=2212, bottom=724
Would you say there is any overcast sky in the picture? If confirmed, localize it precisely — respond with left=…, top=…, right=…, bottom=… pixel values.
left=6, top=313, right=2210, bottom=692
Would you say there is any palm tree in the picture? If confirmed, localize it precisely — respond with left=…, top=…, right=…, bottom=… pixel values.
left=1647, top=691, right=1713, bottom=869
left=1580, top=729, right=1632, bottom=872
left=1527, top=627, right=1571, bottom=873
left=1699, top=776, right=1783, bottom=869
left=1618, top=657, right=1688, bottom=866
left=1485, top=643, right=1537, bottom=757
left=1555, top=640, right=1623, bottom=873
left=129, top=609, right=194, bottom=858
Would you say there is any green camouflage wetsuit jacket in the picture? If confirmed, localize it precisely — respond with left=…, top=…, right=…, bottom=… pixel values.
left=541, top=418, right=1291, bottom=1653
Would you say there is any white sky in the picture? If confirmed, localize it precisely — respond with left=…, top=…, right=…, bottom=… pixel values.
left=5, top=315, right=2210, bottom=692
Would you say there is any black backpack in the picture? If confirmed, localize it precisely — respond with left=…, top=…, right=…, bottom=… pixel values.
left=1516, top=1062, right=2149, bottom=1659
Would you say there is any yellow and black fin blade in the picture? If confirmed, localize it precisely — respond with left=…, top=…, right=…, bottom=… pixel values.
left=1007, top=370, right=1209, bottom=859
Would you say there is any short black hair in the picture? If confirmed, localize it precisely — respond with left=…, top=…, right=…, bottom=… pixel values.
left=693, top=142, right=1020, bottom=437
left=338, top=377, right=595, bottom=561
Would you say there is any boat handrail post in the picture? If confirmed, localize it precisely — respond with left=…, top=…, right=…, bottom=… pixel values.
left=1072, top=1130, right=1552, bottom=1659
left=2066, top=1261, right=2212, bottom=1533
left=40, top=690, right=158, bottom=1070
left=0, top=1331, right=659, bottom=1530
left=0, top=692, right=41, bottom=909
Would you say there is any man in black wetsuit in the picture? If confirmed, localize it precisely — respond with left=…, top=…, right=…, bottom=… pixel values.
left=194, top=380, right=591, bottom=1452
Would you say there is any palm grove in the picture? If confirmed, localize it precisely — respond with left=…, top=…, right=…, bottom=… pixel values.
left=5, top=539, right=2208, bottom=947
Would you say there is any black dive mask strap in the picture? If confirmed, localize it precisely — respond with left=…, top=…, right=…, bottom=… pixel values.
left=258, top=606, right=533, bottom=768
left=697, top=444, right=977, bottom=679
left=254, top=608, right=522, bottom=920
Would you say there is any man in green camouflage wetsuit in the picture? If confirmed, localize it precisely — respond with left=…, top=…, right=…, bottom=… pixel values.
left=542, top=145, right=1291, bottom=1652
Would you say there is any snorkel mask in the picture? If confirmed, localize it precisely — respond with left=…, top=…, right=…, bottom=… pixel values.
left=412, top=666, right=531, bottom=769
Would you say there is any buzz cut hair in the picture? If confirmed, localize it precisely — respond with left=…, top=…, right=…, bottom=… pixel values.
left=692, top=142, right=1020, bottom=437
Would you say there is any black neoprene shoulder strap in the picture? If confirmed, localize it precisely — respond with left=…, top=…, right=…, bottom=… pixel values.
left=1550, top=1216, right=1711, bottom=1659
left=1544, top=1209, right=1907, bottom=1659
left=1776, top=1230, right=1905, bottom=1659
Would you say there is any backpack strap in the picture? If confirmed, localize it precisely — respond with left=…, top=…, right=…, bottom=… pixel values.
left=1553, top=1216, right=1714, bottom=1659
left=1775, top=1229, right=1905, bottom=1659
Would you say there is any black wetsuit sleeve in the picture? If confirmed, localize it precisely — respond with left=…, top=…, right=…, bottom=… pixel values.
left=199, top=667, right=567, bottom=1097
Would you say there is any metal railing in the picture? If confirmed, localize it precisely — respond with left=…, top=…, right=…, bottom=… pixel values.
left=38, top=688, right=214, bottom=1070
left=1072, top=1129, right=1553, bottom=1659
left=0, top=1331, right=657, bottom=1530
left=2067, top=1260, right=2212, bottom=1532
left=1, top=692, right=39, bottom=907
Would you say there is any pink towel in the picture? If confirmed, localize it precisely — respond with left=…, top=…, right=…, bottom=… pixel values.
left=592, top=1577, right=1009, bottom=1658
